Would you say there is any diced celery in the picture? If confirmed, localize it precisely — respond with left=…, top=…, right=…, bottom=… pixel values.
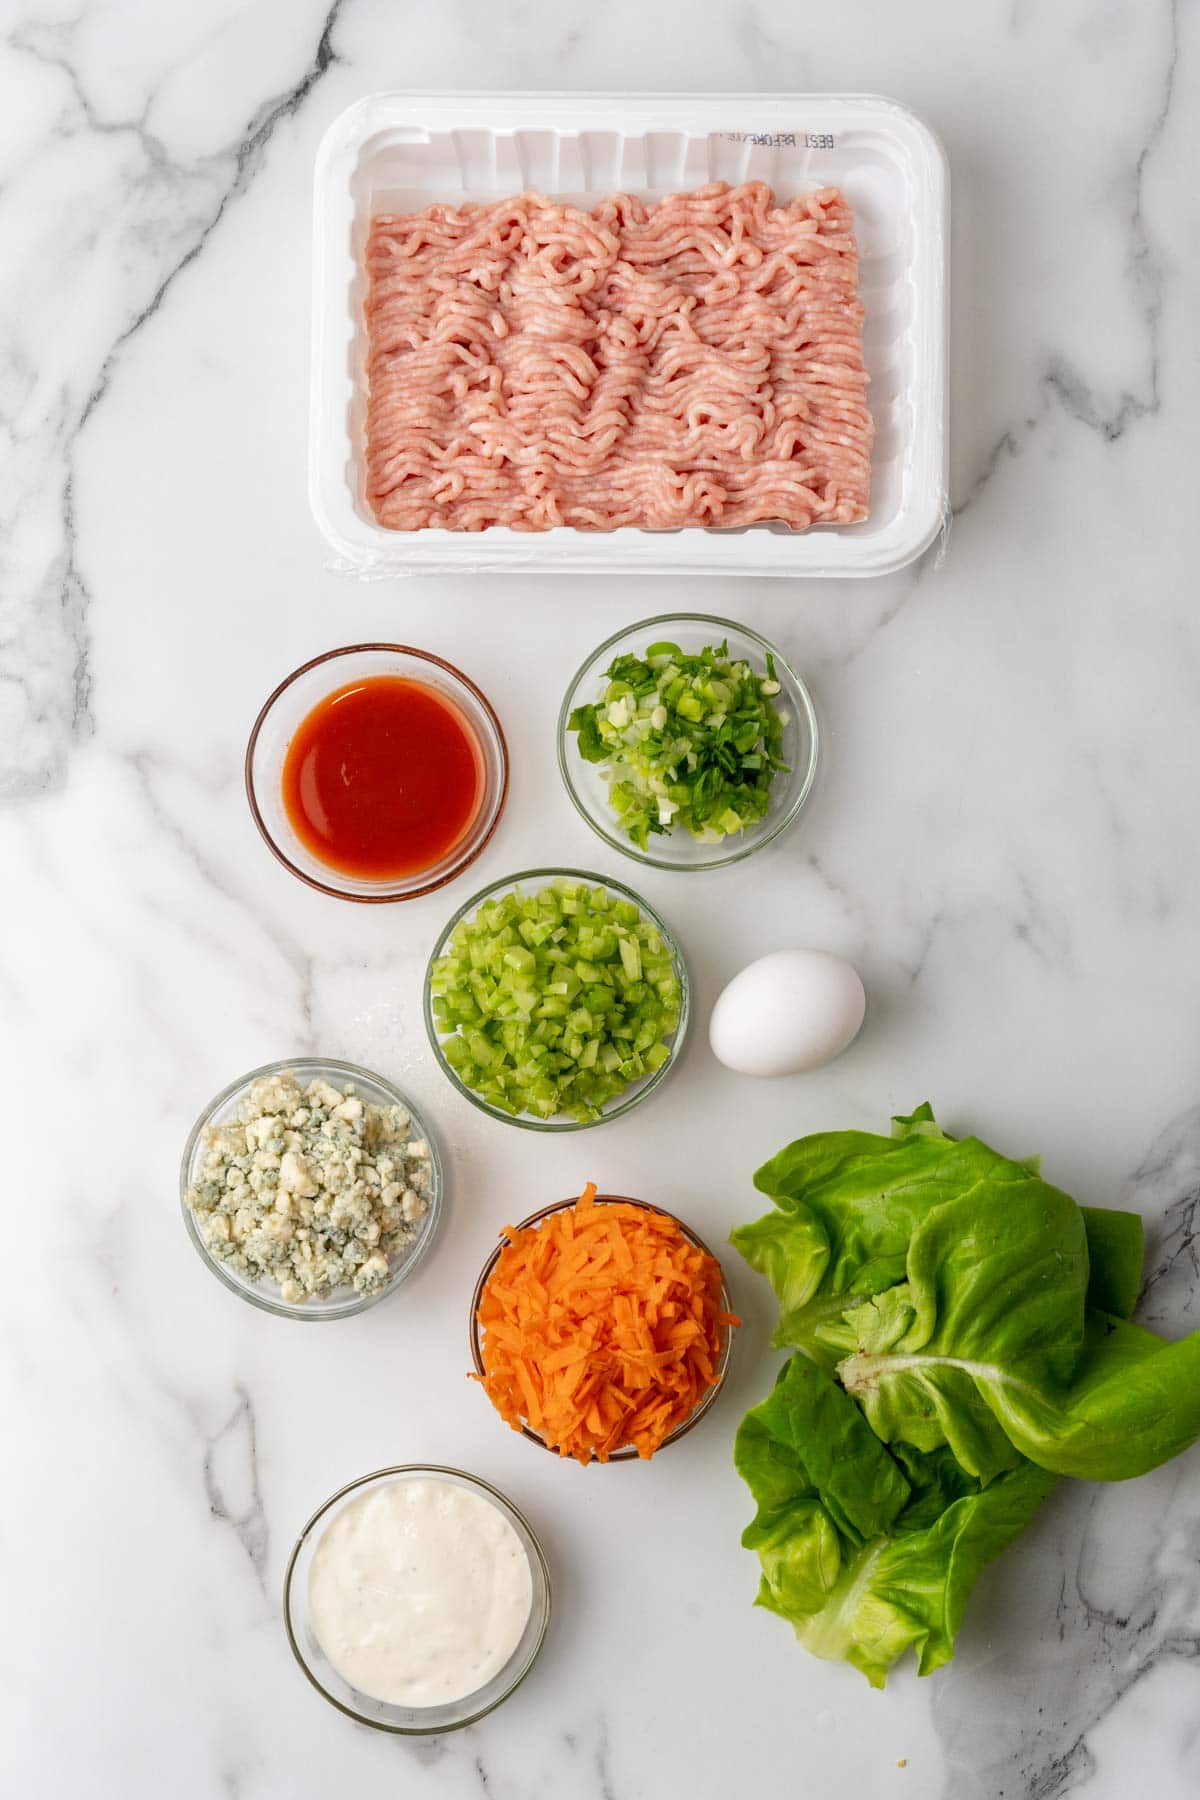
left=431, top=879, right=682, bottom=1121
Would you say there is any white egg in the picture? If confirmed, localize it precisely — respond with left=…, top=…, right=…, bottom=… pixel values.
left=708, top=949, right=866, bottom=1077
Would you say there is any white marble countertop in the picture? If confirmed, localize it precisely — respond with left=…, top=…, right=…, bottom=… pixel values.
left=4, top=3, right=1200, bottom=1796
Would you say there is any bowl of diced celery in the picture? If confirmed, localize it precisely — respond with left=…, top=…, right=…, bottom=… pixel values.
left=557, top=615, right=819, bottom=871
left=423, top=870, right=689, bottom=1130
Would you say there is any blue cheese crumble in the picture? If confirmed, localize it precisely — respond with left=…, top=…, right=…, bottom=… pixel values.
left=186, top=1071, right=433, bottom=1303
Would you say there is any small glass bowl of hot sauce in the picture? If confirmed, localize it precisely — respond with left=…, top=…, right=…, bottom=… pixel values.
left=246, top=645, right=509, bottom=901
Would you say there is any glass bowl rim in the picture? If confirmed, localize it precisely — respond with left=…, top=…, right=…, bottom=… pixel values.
left=179, top=1055, right=443, bottom=1320
left=245, top=642, right=510, bottom=904
left=468, top=1192, right=735, bottom=1460
left=555, top=611, right=820, bottom=871
left=282, top=1462, right=552, bottom=1734
left=422, top=866, right=690, bottom=1133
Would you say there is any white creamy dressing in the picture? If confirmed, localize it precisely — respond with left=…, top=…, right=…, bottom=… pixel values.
left=308, top=1476, right=533, bottom=1707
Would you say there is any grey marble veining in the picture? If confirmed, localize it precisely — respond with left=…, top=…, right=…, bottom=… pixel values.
left=0, top=0, right=345, bottom=799
left=932, top=1110, right=1200, bottom=1799
left=3, top=1, right=1200, bottom=1795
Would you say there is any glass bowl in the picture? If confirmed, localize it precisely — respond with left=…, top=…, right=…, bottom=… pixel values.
left=557, top=613, right=819, bottom=871
left=283, top=1465, right=551, bottom=1733
left=180, top=1056, right=443, bottom=1320
left=246, top=644, right=509, bottom=902
left=423, top=867, right=690, bottom=1133
left=469, top=1194, right=736, bottom=1461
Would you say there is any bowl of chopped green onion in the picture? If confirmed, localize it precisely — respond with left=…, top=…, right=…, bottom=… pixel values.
left=557, top=615, right=819, bottom=870
left=423, top=870, right=689, bottom=1130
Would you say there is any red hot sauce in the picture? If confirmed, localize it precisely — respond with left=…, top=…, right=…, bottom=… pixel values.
left=282, top=676, right=484, bottom=881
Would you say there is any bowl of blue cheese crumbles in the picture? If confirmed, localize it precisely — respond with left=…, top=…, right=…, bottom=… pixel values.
left=180, top=1058, right=442, bottom=1319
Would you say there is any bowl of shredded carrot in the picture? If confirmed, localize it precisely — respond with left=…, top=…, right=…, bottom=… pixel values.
left=469, top=1183, right=739, bottom=1464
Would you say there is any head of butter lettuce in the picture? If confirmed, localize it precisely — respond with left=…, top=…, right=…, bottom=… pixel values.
left=732, top=1105, right=1200, bottom=1687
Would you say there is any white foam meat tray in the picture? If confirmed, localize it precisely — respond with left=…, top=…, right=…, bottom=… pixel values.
left=311, top=93, right=948, bottom=579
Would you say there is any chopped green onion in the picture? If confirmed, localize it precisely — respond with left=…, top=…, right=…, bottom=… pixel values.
left=430, top=879, right=683, bottom=1122
left=567, top=638, right=790, bottom=851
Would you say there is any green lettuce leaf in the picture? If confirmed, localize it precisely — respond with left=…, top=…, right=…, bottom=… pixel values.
left=728, top=1206, right=830, bottom=1324
left=850, top=1459, right=1056, bottom=1682
left=742, top=1109, right=1077, bottom=1370
left=737, top=1106, right=1194, bottom=1484
left=731, top=1105, right=1200, bottom=1685
left=831, top=1174, right=1189, bottom=1482
left=839, top=1173, right=1087, bottom=1481
left=1079, top=1206, right=1144, bottom=1319
left=968, top=1309, right=1200, bottom=1480
left=734, top=1352, right=910, bottom=1542
left=845, top=1307, right=1200, bottom=1483
left=735, top=1355, right=1055, bottom=1688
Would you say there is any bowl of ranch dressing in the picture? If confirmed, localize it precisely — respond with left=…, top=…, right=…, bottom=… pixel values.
left=283, top=1465, right=551, bottom=1732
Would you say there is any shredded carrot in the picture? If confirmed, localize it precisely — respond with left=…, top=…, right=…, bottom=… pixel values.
left=473, top=1184, right=740, bottom=1464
